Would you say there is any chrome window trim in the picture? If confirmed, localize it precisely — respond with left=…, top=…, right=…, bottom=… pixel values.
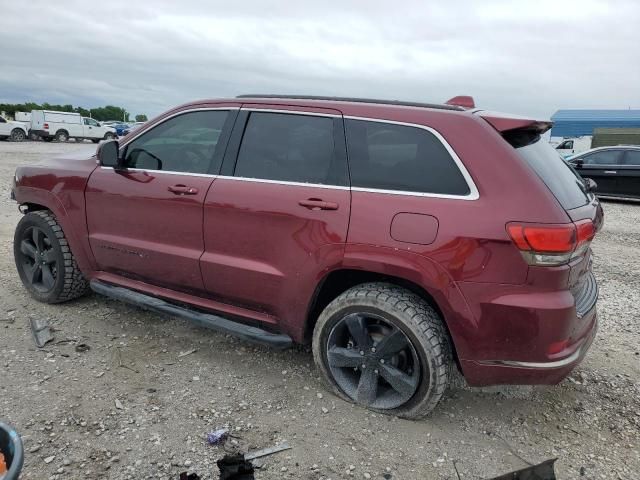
left=107, top=107, right=479, bottom=200
left=118, top=106, right=239, bottom=149
left=99, top=166, right=216, bottom=178
left=216, top=175, right=350, bottom=190
left=343, top=115, right=479, bottom=201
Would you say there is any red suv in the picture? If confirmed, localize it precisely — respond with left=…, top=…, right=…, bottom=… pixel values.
left=11, top=95, right=603, bottom=418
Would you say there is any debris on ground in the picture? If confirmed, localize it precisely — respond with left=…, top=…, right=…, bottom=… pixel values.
left=74, top=343, right=90, bottom=353
left=178, top=348, right=197, bottom=358
left=179, top=472, right=201, bottom=480
left=489, top=458, right=557, bottom=480
left=206, top=428, right=229, bottom=445
left=29, top=317, right=53, bottom=348
left=244, top=442, right=291, bottom=461
left=217, top=454, right=255, bottom=480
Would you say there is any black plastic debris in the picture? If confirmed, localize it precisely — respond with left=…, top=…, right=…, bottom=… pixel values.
left=75, top=343, right=91, bottom=353
left=488, top=458, right=557, bottom=480
left=179, top=472, right=201, bottom=480
left=217, top=454, right=255, bottom=480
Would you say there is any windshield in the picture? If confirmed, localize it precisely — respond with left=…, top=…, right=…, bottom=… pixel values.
left=509, top=134, right=590, bottom=210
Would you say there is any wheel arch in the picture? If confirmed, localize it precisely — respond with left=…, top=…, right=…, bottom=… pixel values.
left=305, top=265, right=472, bottom=370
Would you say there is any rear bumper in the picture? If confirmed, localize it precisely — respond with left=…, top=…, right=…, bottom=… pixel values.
left=456, top=275, right=598, bottom=386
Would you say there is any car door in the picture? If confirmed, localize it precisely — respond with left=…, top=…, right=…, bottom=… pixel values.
left=573, top=149, right=624, bottom=195
left=83, top=117, right=100, bottom=138
left=620, top=149, right=640, bottom=198
left=200, top=107, right=350, bottom=331
left=85, top=107, right=237, bottom=293
left=0, top=117, right=10, bottom=136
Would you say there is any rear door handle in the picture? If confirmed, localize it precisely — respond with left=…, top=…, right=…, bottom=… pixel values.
left=168, top=184, right=199, bottom=195
left=604, top=170, right=617, bottom=174
left=298, top=198, right=339, bottom=211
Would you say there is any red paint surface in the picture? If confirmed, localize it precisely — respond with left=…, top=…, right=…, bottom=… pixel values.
left=12, top=97, right=601, bottom=386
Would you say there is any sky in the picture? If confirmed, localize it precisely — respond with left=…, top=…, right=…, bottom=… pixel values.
left=1, top=0, right=639, bottom=120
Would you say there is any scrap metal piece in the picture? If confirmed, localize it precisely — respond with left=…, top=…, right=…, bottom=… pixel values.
left=244, top=442, right=291, bottom=461
left=488, top=458, right=557, bottom=480
left=29, top=318, right=54, bottom=348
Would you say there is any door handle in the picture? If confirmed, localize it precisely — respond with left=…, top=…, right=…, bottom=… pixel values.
left=298, top=198, right=339, bottom=210
left=168, top=184, right=199, bottom=195
left=604, top=170, right=617, bottom=174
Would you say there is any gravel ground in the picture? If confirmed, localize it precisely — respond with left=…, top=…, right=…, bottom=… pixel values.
left=0, top=141, right=638, bottom=480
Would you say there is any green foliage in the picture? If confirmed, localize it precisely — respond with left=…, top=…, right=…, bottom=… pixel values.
left=135, top=114, right=148, bottom=122
left=0, top=102, right=133, bottom=122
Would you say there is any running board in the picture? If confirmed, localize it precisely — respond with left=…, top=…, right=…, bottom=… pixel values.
left=90, top=280, right=292, bottom=349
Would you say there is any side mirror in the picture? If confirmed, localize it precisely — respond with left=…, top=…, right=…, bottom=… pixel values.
left=572, top=159, right=583, bottom=168
left=96, top=140, right=123, bottom=169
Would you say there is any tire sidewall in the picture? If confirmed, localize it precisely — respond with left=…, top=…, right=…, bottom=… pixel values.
left=313, top=290, right=446, bottom=418
left=14, top=213, right=67, bottom=302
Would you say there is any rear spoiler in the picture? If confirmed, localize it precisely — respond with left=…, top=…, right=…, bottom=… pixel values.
left=475, top=110, right=552, bottom=134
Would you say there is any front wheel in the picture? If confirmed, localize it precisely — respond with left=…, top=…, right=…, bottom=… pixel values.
left=14, top=211, right=90, bottom=303
left=312, top=283, right=452, bottom=418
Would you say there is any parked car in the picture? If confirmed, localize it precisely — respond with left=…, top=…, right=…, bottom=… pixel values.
left=11, top=95, right=603, bottom=418
left=0, top=115, right=28, bottom=142
left=567, top=146, right=640, bottom=200
left=30, top=110, right=116, bottom=142
left=111, top=123, right=132, bottom=137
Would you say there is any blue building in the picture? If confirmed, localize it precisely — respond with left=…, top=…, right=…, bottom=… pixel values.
left=550, top=109, right=640, bottom=137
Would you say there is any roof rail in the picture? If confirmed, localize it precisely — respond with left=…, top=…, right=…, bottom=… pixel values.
left=236, top=94, right=465, bottom=111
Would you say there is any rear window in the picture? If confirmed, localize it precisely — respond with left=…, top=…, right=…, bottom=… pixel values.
left=345, top=119, right=470, bottom=195
left=507, top=132, right=590, bottom=210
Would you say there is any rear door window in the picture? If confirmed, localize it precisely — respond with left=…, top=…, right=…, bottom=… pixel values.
left=624, top=150, right=640, bottom=166
left=512, top=135, right=590, bottom=210
left=234, top=112, right=347, bottom=185
left=345, top=119, right=470, bottom=195
left=582, top=150, right=624, bottom=165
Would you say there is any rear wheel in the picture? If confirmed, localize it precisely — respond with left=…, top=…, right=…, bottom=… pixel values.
left=54, top=130, right=69, bottom=142
left=14, top=211, right=90, bottom=303
left=313, top=283, right=452, bottom=418
left=10, top=129, right=26, bottom=142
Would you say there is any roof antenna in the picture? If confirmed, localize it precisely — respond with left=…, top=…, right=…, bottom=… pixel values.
left=445, top=96, right=475, bottom=109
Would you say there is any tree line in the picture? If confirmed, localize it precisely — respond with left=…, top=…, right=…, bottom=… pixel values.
left=0, top=102, right=148, bottom=122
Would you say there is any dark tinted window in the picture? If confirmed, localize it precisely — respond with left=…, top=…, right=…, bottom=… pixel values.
left=345, top=119, right=470, bottom=195
left=0, top=117, right=6, bottom=123
left=624, top=150, right=640, bottom=166
left=515, top=136, right=589, bottom=210
left=582, top=150, right=624, bottom=165
left=235, top=112, right=343, bottom=185
left=124, top=110, right=228, bottom=173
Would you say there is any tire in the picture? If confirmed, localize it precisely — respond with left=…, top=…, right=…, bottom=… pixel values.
left=104, top=132, right=115, bottom=140
left=10, top=129, right=26, bottom=142
left=54, top=130, right=69, bottom=142
left=29, top=132, right=39, bottom=141
left=312, top=283, right=452, bottom=419
left=14, top=211, right=90, bottom=304
left=43, top=137, right=53, bottom=142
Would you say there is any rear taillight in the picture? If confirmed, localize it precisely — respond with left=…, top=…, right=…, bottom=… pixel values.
left=507, top=220, right=595, bottom=266
left=43, top=123, right=49, bottom=130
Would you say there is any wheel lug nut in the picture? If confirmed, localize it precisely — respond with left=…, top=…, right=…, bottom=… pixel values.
left=371, top=347, right=376, bottom=353
left=379, top=359, right=385, bottom=364
left=359, top=351, right=365, bottom=356
left=361, top=364, right=366, bottom=369
left=374, top=369, right=379, bottom=374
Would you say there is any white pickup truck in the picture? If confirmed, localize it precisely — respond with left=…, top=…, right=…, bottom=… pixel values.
left=0, top=115, right=28, bottom=142
left=31, top=110, right=116, bottom=143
